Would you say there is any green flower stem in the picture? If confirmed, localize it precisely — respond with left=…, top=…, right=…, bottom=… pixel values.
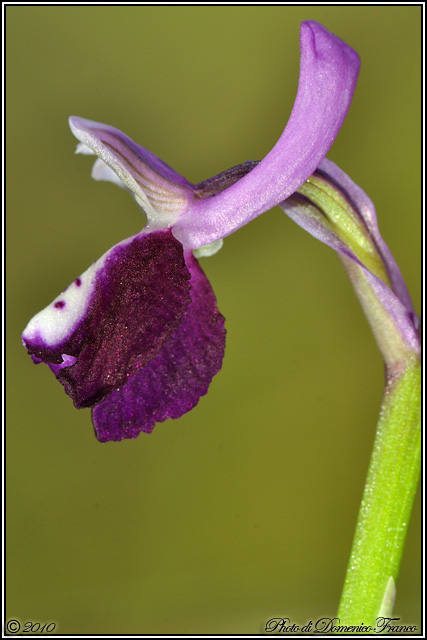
left=337, top=361, right=421, bottom=628
left=291, top=173, right=420, bottom=628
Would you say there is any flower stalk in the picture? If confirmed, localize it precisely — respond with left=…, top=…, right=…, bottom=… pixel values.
left=338, top=360, right=421, bottom=627
left=282, top=164, right=421, bottom=626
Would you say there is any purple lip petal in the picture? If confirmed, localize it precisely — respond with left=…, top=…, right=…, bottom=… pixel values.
left=174, top=20, right=360, bottom=249
left=92, top=254, right=226, bottom=443
left=69, top=116, right=194, bottom=227
left=58, top=231, right=191, bottom=408
left=24, top=231, right=192, bottom=408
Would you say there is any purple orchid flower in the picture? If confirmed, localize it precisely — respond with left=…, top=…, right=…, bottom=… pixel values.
left=22, top=21, right=360, bottom=442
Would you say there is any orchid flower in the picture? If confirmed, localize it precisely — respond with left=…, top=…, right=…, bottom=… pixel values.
left=21, top=17, right=421, bottom=626
left=22, top=21, right=360, bottom=443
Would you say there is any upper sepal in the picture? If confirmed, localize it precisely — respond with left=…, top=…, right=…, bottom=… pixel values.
left=174, top=20, right=360, bottom=249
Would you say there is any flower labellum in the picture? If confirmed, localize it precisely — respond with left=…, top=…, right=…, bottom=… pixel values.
left=22, top=21, right=360, bottom=442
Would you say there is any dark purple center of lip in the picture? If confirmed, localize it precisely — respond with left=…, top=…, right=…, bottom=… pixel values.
left=56, top=230, right=192, bottom=409
left=54, top=301, right=65, bottom=309
left=91, top=254, right=226, bottom=442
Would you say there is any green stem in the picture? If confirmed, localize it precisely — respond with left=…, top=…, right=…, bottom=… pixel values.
left=337, top=361, right=421, bottom=629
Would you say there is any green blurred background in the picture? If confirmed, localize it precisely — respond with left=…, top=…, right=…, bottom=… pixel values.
left=7, top=6, right=421, bottom=634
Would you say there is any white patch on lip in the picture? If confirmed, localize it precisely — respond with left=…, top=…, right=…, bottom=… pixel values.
left=22, top=235, right=137, bottom=348
left=22, top=262, right=100, bottom=347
